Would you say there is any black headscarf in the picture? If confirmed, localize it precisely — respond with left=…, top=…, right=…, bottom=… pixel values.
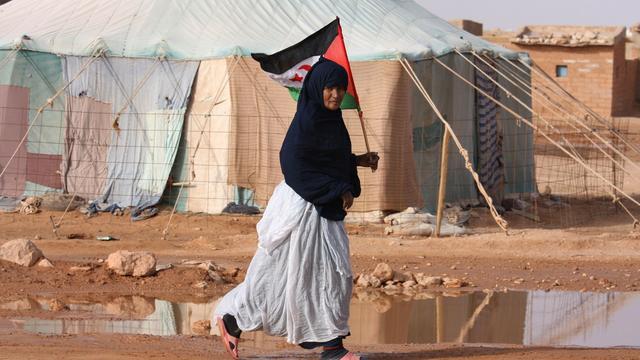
left=279, top=58, right=361, bottom=221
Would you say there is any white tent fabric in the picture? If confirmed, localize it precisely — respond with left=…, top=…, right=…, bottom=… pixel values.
left=0, top=0, right=534, bottom=214
left=61, top=56, right=198, bottom=207
left=0, top=0, right=519, bottom=61
left=169, top=59, right=236, bottom=214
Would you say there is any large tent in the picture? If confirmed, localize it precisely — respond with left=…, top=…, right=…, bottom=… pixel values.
left=0, top=0, right=535, bottom=215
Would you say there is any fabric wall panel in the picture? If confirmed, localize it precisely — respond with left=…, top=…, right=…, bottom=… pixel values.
left=5, top=51, right=66, bottom=156
left=171, top=58, right=234, bottom=214
left=61, top=96, right=112, bottom=201
left=0, top=84, right=29, bottom=197
left=498, top=62, right=536, bottom=195
left=411, top=55, right=477, bottom=212
left=228, top=58, right=422, bottom=212
left=61, top=56, right=199, bottom=208
left=25, top=153, right=62, bottom=189
left=0, top=50, right=65, bottom=197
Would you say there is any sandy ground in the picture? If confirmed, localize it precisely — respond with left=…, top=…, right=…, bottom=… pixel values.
left=2, top=122, right=640, bottom=359
left=1, top=200, right=640, bottom=359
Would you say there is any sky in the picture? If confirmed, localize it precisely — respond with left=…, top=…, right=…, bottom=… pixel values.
left=417, top=0, right=640, bottom=31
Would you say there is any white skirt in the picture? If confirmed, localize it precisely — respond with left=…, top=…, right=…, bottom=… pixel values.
left=214, top=181, right=353, bottom=344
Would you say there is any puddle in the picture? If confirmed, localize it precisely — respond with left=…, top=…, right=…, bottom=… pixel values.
left=1, top=290, right=639, bottom=348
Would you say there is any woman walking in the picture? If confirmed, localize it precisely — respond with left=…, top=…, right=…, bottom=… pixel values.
left=214, top=57, right=378, bottom=360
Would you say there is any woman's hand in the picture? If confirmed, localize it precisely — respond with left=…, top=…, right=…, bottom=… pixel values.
left=341, top=191, right=354, bottom=210
left=356, top=152, right=379, bottom=170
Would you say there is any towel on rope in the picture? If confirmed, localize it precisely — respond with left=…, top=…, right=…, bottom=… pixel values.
left=474, top=59, right=504, bottom=203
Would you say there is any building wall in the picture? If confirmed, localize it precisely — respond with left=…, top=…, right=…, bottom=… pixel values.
left=449, top=19, right=483, bottom=36
left=612, top=38, right=636, bottom=115
left=515, top=44, right=615, bottom=117
left=487, top=35, right=617, bottom=117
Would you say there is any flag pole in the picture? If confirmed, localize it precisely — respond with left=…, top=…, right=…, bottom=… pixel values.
left=357, top=110, right=371, bottom=154
left=335, top=18, right=372, bottom=157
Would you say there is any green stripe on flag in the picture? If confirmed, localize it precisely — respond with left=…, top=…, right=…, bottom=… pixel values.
left=288, top=87, right=301, bottom=101
left=340, top=92, right=359, bottom=110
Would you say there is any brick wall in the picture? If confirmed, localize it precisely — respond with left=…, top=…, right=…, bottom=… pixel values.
left=514, top=44, right=615, bottom=117
left=486, top=36, right=617, bottom=117
left=449, top=19, right=483, bottom=36
left=611, top=39, right=636, bottom=115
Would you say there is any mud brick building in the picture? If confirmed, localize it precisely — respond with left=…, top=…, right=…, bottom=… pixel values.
left=448, top=19, right=483, bottom=36
left=485, top=25, right=639, bottom=118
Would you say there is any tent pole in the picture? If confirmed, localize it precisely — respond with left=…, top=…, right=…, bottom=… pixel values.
left=435, top=127, right=450, bottom=237
left=399, top=57, right=509, bottom=232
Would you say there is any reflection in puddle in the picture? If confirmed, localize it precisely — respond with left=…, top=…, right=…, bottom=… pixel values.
left=1, top=290, right=639, bottom=348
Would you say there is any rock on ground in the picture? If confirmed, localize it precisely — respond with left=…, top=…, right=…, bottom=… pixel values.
left=0, top=239, right=44, bottom=267
left=356, top=274, right=382, bottom=288
left=372, top=263, right=394, bottom=282
left=49, top=299, right=68, bottom=312
left=36, top=258, right=54, bottom=268
left=192, top=320, right=211, bottom=335
left=106, top=250, right=157, bottom=277
left=415, top=273, right=443, bottom=286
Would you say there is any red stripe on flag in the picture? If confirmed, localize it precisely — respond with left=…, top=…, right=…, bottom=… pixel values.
left=323, top=22, right=360, bottom=109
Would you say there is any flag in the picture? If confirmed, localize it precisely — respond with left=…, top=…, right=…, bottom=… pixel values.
left=251, top=18, right=360, bottom=109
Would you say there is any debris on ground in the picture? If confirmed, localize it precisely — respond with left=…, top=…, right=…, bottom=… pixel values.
left=221, top=202, right=260, bottom=215
left=355, top=262, right=468, bottom=292
left=40, top=193, right=86, bottom=211
left=131, top=206, right=158, bottom=221
left=79, top=202, right=126, bottom=218
left=155, top=263, right=173, bottom=272
left=68, top=265, right=93, bottom=272
left=19, top=196, right=42, bottom=215
left=0, top=196, right=20, bottom=212
left=179, top=259, right=234, bottom=285
left=383, top=207, right=467, bottom=237
left=66, top=233, right=86, bottom=239
left=96, top=235, right=118, bottom=241
left=344, top=210, right=389, bottom=224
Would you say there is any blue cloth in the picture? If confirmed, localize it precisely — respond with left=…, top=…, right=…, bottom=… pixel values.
left=279, top=58, right=360, bottom=221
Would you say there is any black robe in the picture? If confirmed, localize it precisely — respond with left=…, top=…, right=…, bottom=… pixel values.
left=279, top=58, right=360, bottom=221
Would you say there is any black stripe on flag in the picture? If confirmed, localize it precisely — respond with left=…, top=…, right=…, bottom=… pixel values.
left=251, top=19, right=339, bottom=75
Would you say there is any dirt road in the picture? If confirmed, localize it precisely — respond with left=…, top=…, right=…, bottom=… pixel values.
left=1, top=204, right=640, bottom=359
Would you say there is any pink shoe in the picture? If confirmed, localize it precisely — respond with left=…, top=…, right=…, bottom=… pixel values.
left=216, top=317, right=239, bottom=359
left=340, top=352, right=363, bottom=360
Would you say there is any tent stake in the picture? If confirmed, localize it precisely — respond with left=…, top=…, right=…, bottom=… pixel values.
left=399, top=57, right=508, bottom=232
left=435, top=127, right=450, bottom=237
